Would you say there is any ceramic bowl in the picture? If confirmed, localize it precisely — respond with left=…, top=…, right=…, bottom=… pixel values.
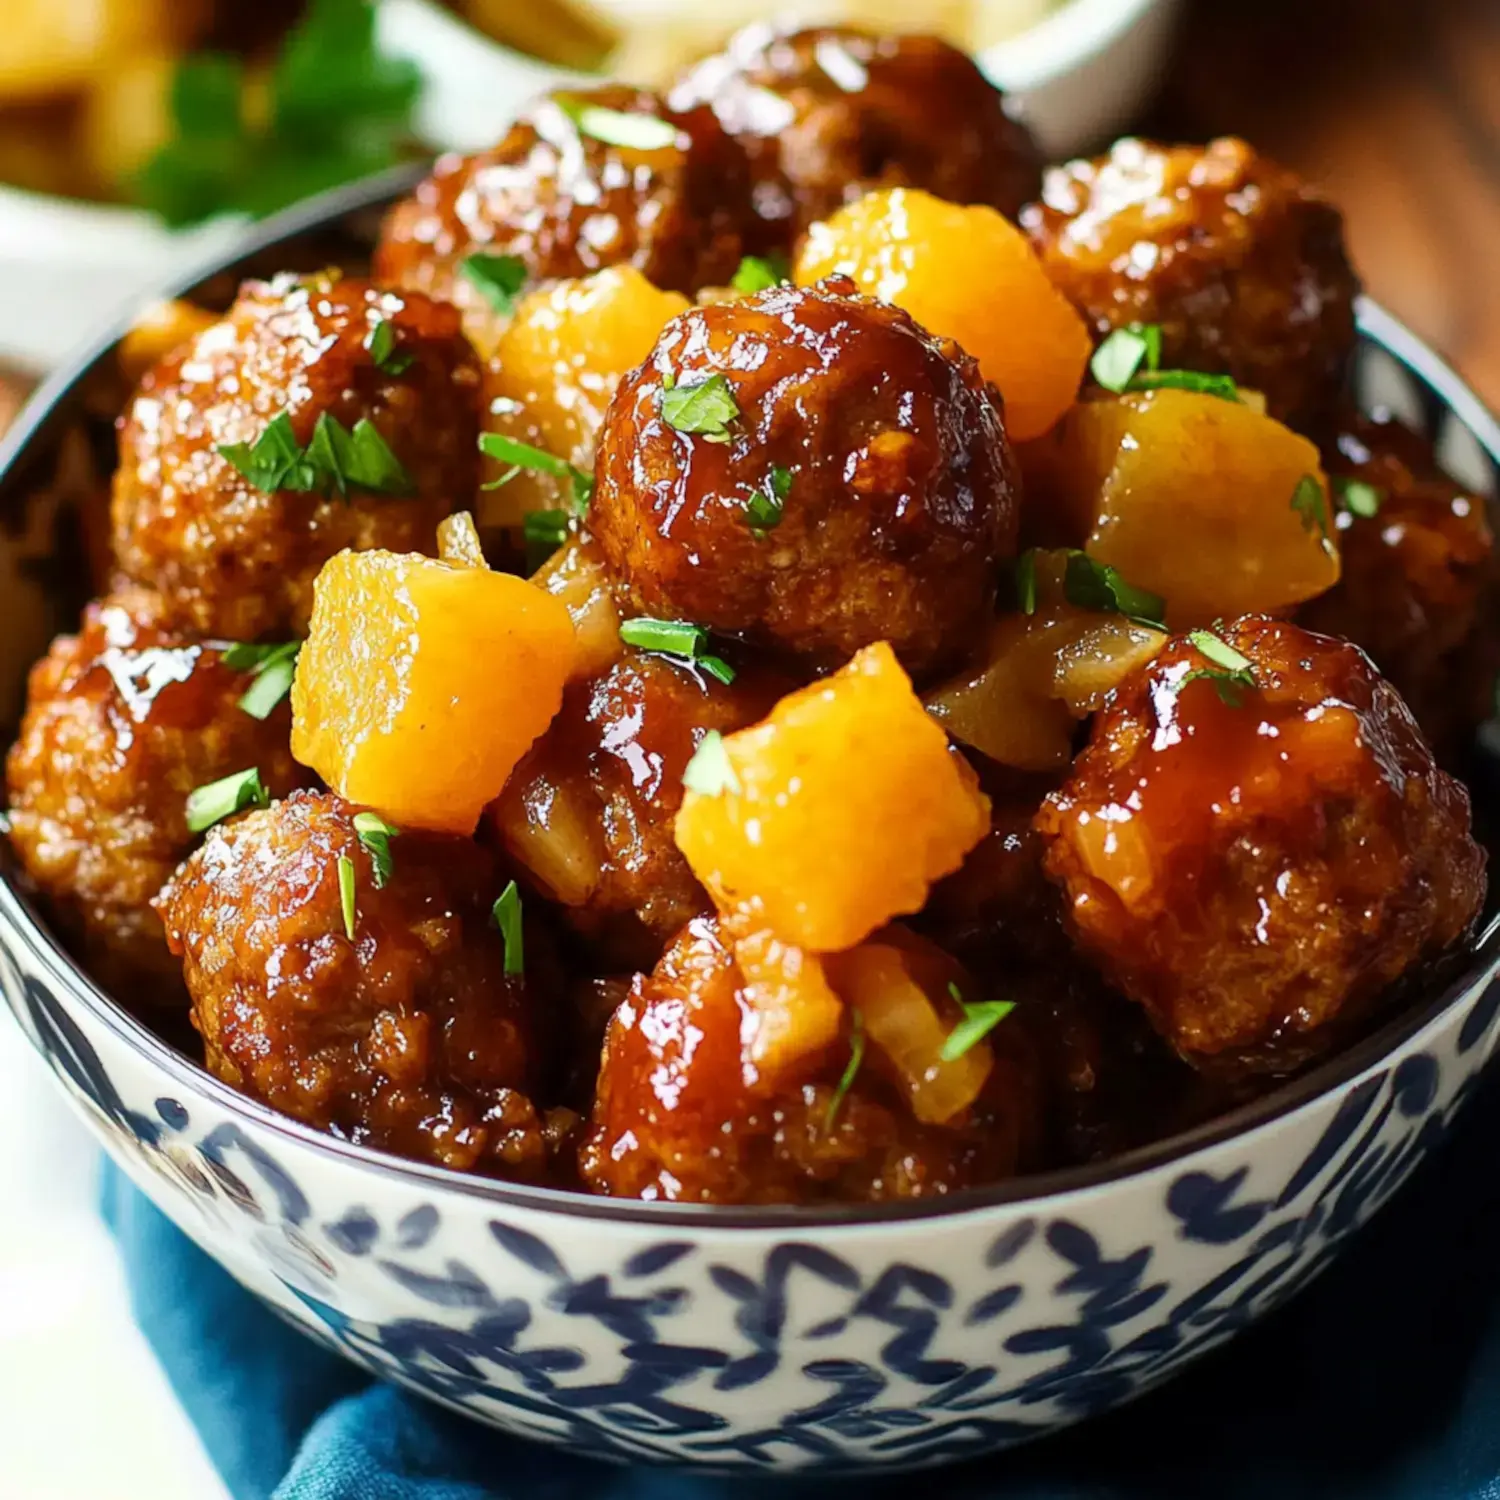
left=2, top=173, right=1499, bottom=1474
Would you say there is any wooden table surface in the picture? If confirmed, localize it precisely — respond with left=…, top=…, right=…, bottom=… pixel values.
left=1152, top=0, right=1500, bottom=409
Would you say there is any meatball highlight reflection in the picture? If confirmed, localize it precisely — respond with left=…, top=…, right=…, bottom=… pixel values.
left=590, top=276, right=1020, bottom=679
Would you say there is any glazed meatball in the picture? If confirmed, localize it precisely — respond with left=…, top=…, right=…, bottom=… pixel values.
left=155, top=791, right=557, bottom=1177
left=5, top=591, right=309, bottom=1005
left=1300, top=412, right=1498, bottom=753
left=579, top=917, right=1040, bottom=1203
left=492, top=650, right=787, bottom=967
left=1022, top=138, right=1359, bottom=428
left=374, top=86, right=752, bottom=306
left=670, top=24, right=1041, bottom=249
left=112, top=274, right=480, bottom=640
left=1035, top=616, right=1486, bottom=1073
left=590, top=277, right=1020, bottom=679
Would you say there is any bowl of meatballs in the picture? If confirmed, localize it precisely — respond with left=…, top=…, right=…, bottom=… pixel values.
left=2, top=21, right=1498, bottom=1474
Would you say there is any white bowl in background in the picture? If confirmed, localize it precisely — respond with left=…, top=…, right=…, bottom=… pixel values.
left=0, top=0, right=1179, bottom=372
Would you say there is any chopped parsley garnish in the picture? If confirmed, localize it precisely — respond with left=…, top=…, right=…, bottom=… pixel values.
left=940, top=981, right=1016, bottom=1061
left=225, top=640, right=300, bottom=720
left=352, top=810, right=399, bottom=889
left=217, top=411, right=413, bottom=498
left=825, top=1012, right=865, bottom=1130
left=1334, top=476, right=1383, bottom=519
left=619, top=617, right=735, bottom=684
left=1090, top=323, right=1239, bottom=402
left=523, top=510, right=572, bottom=548
left=682, top=730, right=740, bottom=796
left=1015, top=550, right=1038, bottom=615
left=1127, top=369, right=1240, bottom=401
left=1061, top=551, right=1166, bottom=628
left=185, top=767, right=268, bottom=834
left=133, top=0, right=422, bottom=227
left=746, top=465, right=791, bottom=535
left=479, top=433, right=594, bottom=513
left=660, top=372, right=739, bottom=442
left=493, top=880, right=524, bottom=977
left=730, top=255, right=788, bottom=293
left=365, top=317, right=414, bottom=375
left=1291, top=473, right=1335, bottom=551
left=461, top=253, right=528, bottom=316
left=337, top=854, right=357, bottom=940
left=1090, top=324, right=1162, bottom=392
left=556, top=98, right=679, bottom=151
left=1181, top=629, right=1258, bottom=707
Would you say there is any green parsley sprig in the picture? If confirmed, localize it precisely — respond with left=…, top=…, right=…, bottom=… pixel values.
left=940, top=982, right=1017, bottom=1061
left=682, top=730, right=740, bottom=796
left=479, top=433, right=594, bottom=514
left=337, top=854, right=358, bottom=940
left=1334, top=475, right=1383, bottom=519
left=730, top=255, right=790, bottom=293
left=461, top=254, right=528, bottom=315
left=1015, top=549, right=1166, bottom=629
left=746, top=466, right=791, bottom=536
left=1180, top=629, right=1258, bottom=707
left=217, top=411, right=413, bottom=498
left=619, top=618, right=735, bottom=684
left=353, top=811, right=399, bottom=889
left=556, top=98, right=679, bottom=151
left=1090, top=323, right=1239, bottom=402
left=493, top=880, right=524, bottom=977
left=825, top=1012, right=866, bottom=1130
left=185, top=767, right=268, bottom=834
left=134, top=0, right=422, bottom=228
left=365, top=318, right=414, bottom=376
left=1291, top=473, right=1336, bottom=553
left=661, top=372, right=739, bottom=442
left=223, top=640, right=300, bottom=720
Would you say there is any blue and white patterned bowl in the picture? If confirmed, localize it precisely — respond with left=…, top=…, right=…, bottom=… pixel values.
left=3, top=173, right=1500, bottom=1473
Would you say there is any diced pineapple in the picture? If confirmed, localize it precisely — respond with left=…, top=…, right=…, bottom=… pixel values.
left=675, top=642, right=990, bottom=951
left=291, top=550, right=575, bottom=834
left=480, top=267, right=689, bottom=525
left=1039, top=389, right=1341, bottom=623
left=729, top=919, right=845, bottom=1081
left=795, top=188, right=1092, bottom=441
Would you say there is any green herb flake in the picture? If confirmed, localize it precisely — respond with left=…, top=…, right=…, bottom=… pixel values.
left=461, top=252, right=528, bottom=315
left=1181, top=629, right=1258, bottom=707
left=825, top=1012, right=866, bottom=1131
left=1062, top=551, right=1166, bottom=628
left=493, top=879, right=524, bottom=977
left=185, top=767, right=269, bottom=834
left=556, top=97, right=679, bottom=151
left=1090, top=326, right=1153, bottom=393
left=365, top=317, right=414, bottom=375
left=730, top=256, right=786, bottom=293
left=352, top=810, right=399, bottom=889
left=133, top=0, right=423, bottom=228
left=660, top=373, right=739, bottom=442
left=940, top=981, right=1017, bottom=1062
left=619, top=617, right=736, bottom=684
left=1016, top=549, right=1039, bottom=615
left=746, top=465, right=791, bottom=534
left=230, top=640, right=300, bottom=720
left=1291, top=473, right=1335, bottom=550
left=682, top=729, right=740, bottom=797
left=337, top=853, right=357, bottom=940
left=219, top=411, right=412, bottom=498
left=479, top=433, right=594, bottom=513
left=523, top=509, right=572, bottom=547
left=1127, top=369, right=1241, bottom=401
left=1335, top=476, right=1383, bottom=519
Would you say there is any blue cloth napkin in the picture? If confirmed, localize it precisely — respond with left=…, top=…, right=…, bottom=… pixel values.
left=102, top=1065, right=1500, bottom=1500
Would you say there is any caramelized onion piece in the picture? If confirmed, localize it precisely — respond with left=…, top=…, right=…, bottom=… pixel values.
left=530, top=536, right=623, bottom=680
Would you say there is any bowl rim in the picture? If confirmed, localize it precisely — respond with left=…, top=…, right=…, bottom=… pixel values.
left=977, top=0, right=1171, bottom=85
left=3, top=167, right=1499, bottom=1232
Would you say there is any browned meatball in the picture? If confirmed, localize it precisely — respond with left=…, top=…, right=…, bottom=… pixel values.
left=579, top=917, right=1040, bottom=1203
left=155, top=791, right=558, bottom=1177
left=112, top=274, right=480, bottom=640
left=670, top=24, right=1041, bottom=249
left=491, top=650, right=787, bottom=967
left=1300, top=412, right=1498, bottom=754
left=5, top=591, right=309, bottom=1005
left=1035, top=616, right=1486, bottom=1074
left=590, top=277, right=1020, bottom=680
left=1022, top=138, right=1359, bottom=429
left=374, top=86, right=752, bottom=305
